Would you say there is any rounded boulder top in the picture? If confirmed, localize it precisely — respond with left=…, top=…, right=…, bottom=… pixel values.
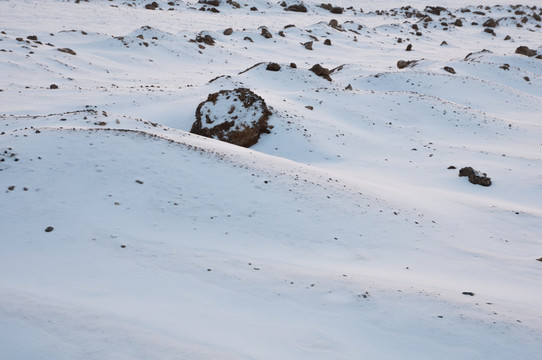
left=191, top=88, right=272, bottom=148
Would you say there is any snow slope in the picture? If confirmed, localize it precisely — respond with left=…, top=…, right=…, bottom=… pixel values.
left=1, top=1, right=542, bottom=359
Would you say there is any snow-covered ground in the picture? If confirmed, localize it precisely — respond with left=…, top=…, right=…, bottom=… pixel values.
left=1, top=1, right=541, bottom=359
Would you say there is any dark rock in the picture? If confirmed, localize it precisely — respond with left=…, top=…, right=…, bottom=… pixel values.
left=483, top=18, right=498, bottom=27
left=444, top=66, right=456, bottom=74
left=447, top=165, right=456, bottom=169
left=406, top=44, right=412, bottom=51
left=425, top=6, right=446, bottom=16
left=290, top=62, right=297, bottom=68
left=244, top=36, right=253, bottom=42
left=223, top=28, right=233, bottom=35
left=266, top=62, right=281, bottom=71
left=199, top=0, right=220, bottom=6
left=504, top=35, right=511, bottom=40
left=27, top=35, right=38, bottom=41
left=397, top=60, right=418, bottom=69
left=250, top=7, right=257, bottom=11
left=302, top=41, right=313, bottom=50
left=261, top=27, right=273, bottom=39
left=484, top=28, right=496, bottom=35
left=537, top=257, right=542, bottom=262
left=145, top=1, right=159, bottom=10
left=515, top=46, right=537, bottom=57
left=50, top=84, right=58, bottom=89
left=462, top=291, right=475, bottom=296
left=285, top=4, right=308, bottom=12
left=345, top=84, right=352, bottom=90
left=45, top=226, right=54, bottom=232
left=459, top=167, right=492, bottom=186
left=196, top=34, right=215, bottom=45
left=310, top=64, right=332, bottom=81
left=440, top=41, right=448, bottom=46
left=191, top=88, right=272, bottom=148
left=454, top=19, right=463, bottom=27
left=524, top=76, right=530, bottom=82
left=57, top=48, right=76, bottom=55
left=324, top=39, right=331, bottom=45
left=227, top=0, right=240, bottom=8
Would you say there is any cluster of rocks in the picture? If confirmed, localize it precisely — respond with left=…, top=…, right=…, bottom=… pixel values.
left=459, top=167, right=492, bottom=187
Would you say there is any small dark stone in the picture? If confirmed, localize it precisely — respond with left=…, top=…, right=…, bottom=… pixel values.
left=444, top=66, right=456, bottom=74
left=524, top=76, right=530, bottom=82
left=135, top=179, right=144, bottom=184
left=484, top=28, right=496, bottom=35
left=145, top=1, right=159, bottom=10
left=483, top=18, right=498, bottom=27
left=261, top=27, right=273, bottom=39
left=440, top=41, right=448, bottom=46
left=290, top=63, right=297, bottom=68
left=406, top=44, right=412, bottom=51
left=462, top=292, right=475, bottom=296
left=121, top=245, right=126, bottom=248
left=459, top=167, right=492, bottom=186
left=8, top=185, right=15, bottom=191
left=537, top=257, right=542, bottom=262
left=196, top=34, right=215, bottom=46
left=285, top=4, right=307, bottom=12
left=515, top=46, right=537, bottom=57
left=266, top=62, right=281, bottom=71
left=302, top=41, right=313, bottom=50
left=454, top=19, right=463, bottom=27
left=27, top=35, right=38, bottom=41
left=57, top=48, right=76, bottom=55
left=397, top=60, right=418, bottom=69
left=447, top=166, right=456, bottom=169
left=50, top=84, right=58, bottom=89
left=324, top=39, right=331, bottom=46
left=250, top=6, right=257, bottom=11
left=223, top=28, right=233, bottom=36
left=309, top=64, right=332, bottom=81
left=45, top=226, right=54, bottom=233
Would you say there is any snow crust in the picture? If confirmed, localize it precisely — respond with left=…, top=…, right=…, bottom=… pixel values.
left=1, top=0, right=541, bottom=359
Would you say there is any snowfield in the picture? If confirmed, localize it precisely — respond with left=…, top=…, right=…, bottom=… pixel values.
left=1, top=0, right=541, bottom=359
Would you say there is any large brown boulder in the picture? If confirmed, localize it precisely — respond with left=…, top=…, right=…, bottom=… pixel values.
left=191, top=88, right=272, bottom=147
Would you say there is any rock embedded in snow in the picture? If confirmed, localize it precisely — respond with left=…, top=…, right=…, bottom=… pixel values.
left=397, top=59, right=419, bottom=69
left=266, top=62, right=281, bottom=71
left=515, top=46, right=537, bottom=57
left=459, top=167, right=492, bottom=187
left=191, top=88, right=272, bottom=148
left=284, top=4, right=307, bottom=13
left=310, top=64, right=332, bottom=81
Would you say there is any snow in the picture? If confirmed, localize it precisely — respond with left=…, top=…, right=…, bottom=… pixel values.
left=1, top=0, right=542, bottom=359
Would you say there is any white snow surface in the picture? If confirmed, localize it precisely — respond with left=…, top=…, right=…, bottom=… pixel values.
left=1, top=0, right=542, bottom=359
